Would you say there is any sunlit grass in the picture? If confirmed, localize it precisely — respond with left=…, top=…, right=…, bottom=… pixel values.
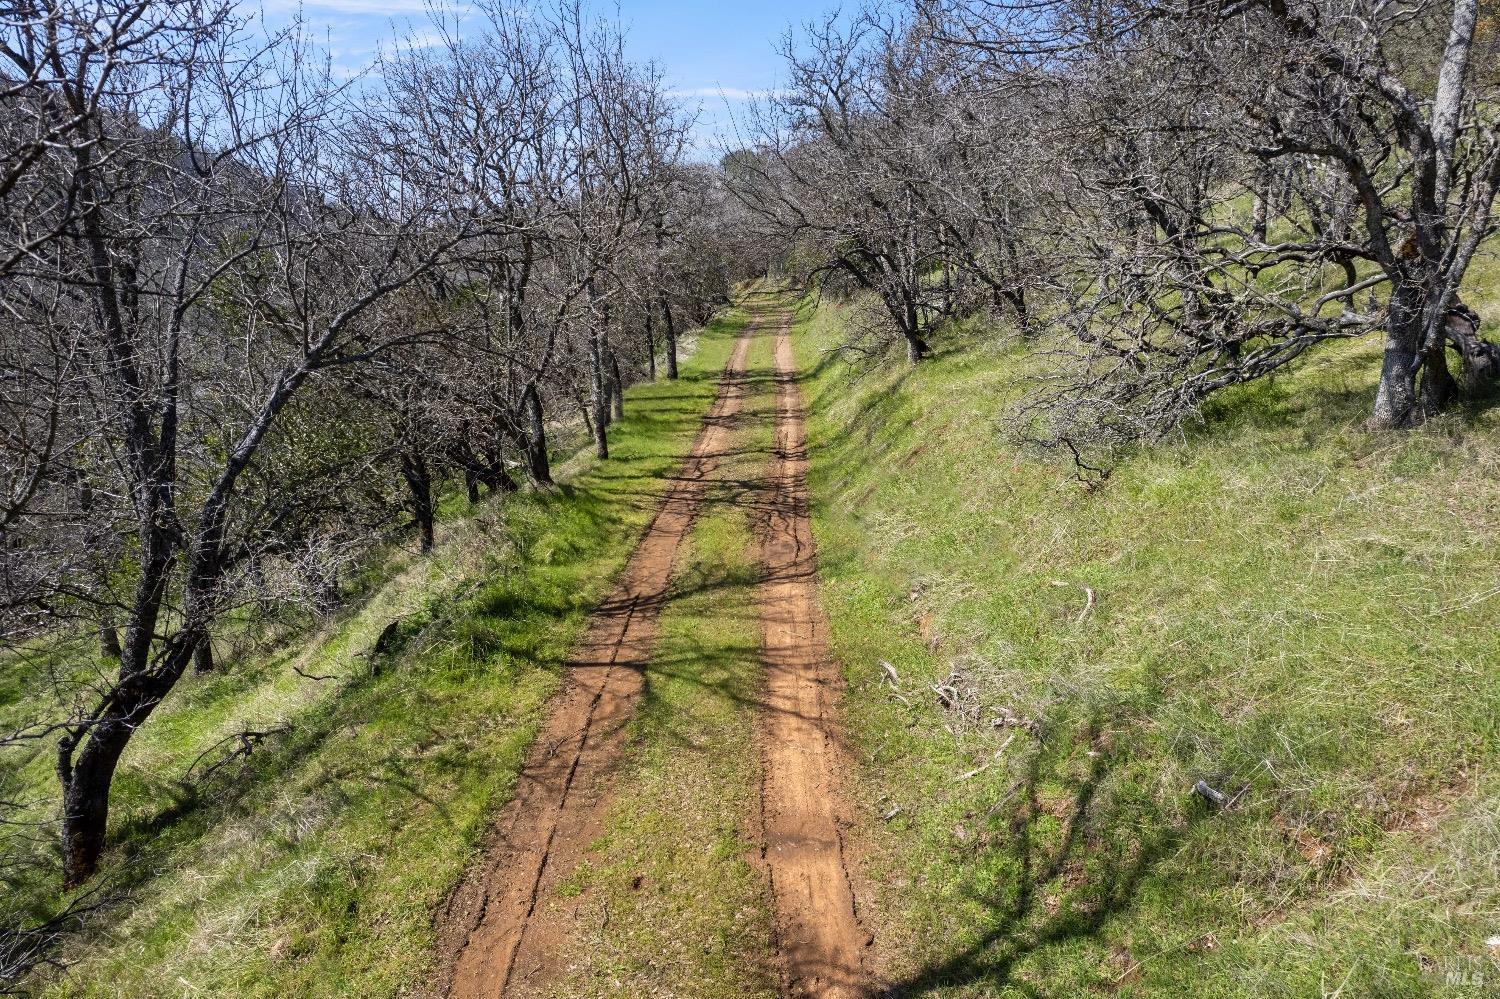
left=12, top=309, right=749, bottom=997
left=796, top=252, right=1500, bottom=996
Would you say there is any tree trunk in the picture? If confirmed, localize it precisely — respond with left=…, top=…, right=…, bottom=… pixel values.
left=1251, top=165, right=1271, bottom=244
left=660, top=292, right=678, bottom=380
left=591, top=361, right=610, bottom=459
left=1371, top=283, right=1426, bottom=429
left=609, top=350, right=625, bottom=421
left=400, top=451, right=435, bottom=553
left=464, top=468, right=480, bottom=504
left=1004, top=288, right=1031, bottom=333
left=899, top=285, right=929, bottom=364
left=1420, top=337, right=1457, bottom=417
left=904, top=333, right=929, bottom=365
left=486, top=445, right=521, bottom=493
left=1445, top=308, right=1500, bottom=395
left=60, top=731, right=125, bottom=888
left=98, top=618, right=121, bottom=661
left=645, top=307, right=656, bottom=381
left=59, top=641, right=191, bottom=887
left=524, top=384, right=552, bottom=484
left=578, top=392, right=597, bottom=445
left=584, top=274, right=611, bottom=458
left=193, top=637, right=214, bottom=675
left=59, top=472, right=180, bottom=885
left=940, top=252, right=953, bottom=317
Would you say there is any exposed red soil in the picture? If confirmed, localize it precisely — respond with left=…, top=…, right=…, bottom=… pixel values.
left=434, top=322, right=755, bottom=999
left=434, top=292, right=871, bottom=998
left=752, top=298, right=871, bottom=999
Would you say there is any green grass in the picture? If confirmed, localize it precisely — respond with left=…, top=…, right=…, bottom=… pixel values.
left=6, top=306, right=750, bottom=997
left=13, top=253, right=1500, bottom=997
left=544, top=316, right=781, bottom=999
left=794, top=252, right=1500, bottom=997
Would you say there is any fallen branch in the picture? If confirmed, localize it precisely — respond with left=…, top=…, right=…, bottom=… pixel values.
left=931, top=681, right=960, bottom=711
left=879, top=659, right=912, bottom=707
left=1076, top=586, right=1096, bottom=623
left=1192, top=780, right=1228, bottom=809
left=990, top=707, right=1041, bottom=736
left=1052, top=579, right=1096, bottom=623
left=184, top=726, right=291, bottom=784
left=954, top=732, right=1018, bottom=781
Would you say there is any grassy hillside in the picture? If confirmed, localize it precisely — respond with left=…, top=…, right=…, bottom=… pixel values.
left=2, top=308, right=749, bottom=997
left=795, top=255, right=1500, bottom=996
left=9, top=258, right=1500, bottom=998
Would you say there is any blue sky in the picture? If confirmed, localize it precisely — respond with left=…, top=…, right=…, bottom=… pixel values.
left=258, top=0, right=815, bottom=156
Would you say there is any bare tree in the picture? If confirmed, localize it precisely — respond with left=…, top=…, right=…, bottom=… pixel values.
left=0, top=0, right=718, bottom=903
left=934, top=0, right=1500, bottom=444
left=549, top=3, right=691, bottom=457
left=728, top=5, right=1045, bottom=361
left=0, top=3, right=484, bottom=886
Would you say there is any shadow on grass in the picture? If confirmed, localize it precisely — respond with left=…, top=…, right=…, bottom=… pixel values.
left=883, top=715, right=1201, bottom=998
left=787, top=313, right=1208, bottom=996
left=5, top=321, right=758, bottom=989
left=1191, top=344, right=1379, bottom=442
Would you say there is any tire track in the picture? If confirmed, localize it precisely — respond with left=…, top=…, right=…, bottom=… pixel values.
left=753, top=294, right=869, bottom=999
left=436, top=318, right=757, bottom=999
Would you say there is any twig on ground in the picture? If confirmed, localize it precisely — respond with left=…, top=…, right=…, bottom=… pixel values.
left=1076, top=586, right=1096, bottom=623
left=879, top=659, right=912, bottom=707
left=954, top=732, right=1018, bottom=781
left=1192, top=780, right=1228, bottom=809
left=1052, top=579, right=1096, bottom=623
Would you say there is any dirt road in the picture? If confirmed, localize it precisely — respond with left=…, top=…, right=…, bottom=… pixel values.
left=436, top=291, right=867, bottom=998
left=753, top=298, right=869, bottom=998
left=437, top=321, right=755, bottom=998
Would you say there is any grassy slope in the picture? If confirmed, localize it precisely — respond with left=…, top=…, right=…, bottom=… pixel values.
left=795, top=252, right=1500, bottom=997
left=8, top=306, right=748, bottom=997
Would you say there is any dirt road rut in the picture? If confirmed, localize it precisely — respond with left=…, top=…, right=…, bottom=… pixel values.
left=436, top=293, right=868, bottom=998
left=754, top=299, right=869, bottom=998
left=437, top=323, right=754, bottom=998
